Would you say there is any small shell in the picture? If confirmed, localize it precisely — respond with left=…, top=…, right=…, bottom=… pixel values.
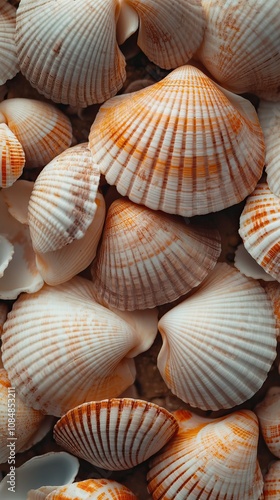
left=234, top=243, right=276, bottom=282
left=0, top=122, right=25, bottom=188
left=157, top=262, right=277, bottom=410
left=91, top=197, right=221, bottom=310
left=1, top=276, right=158, bottom=416
left=263, top=461, right=280, bottom=499
left=147, top=409, right=263, bottom=499
left=0, top=0, right=19, bottom=85
left=258, top=100, right=280, bottom=196
left=197, top=0, right=280, bottom=100
left=2, top=178, right=33, bottom=224
left=54, top=398, right=179, bottom=470
left=0, top=98, right=72, bottom=168
left=38, top=479, right=137, bottom=499
left=255, top=387, right=280, bottom=458
left=15, top=0, right=126, bottom=107
left=239, top=182, right=280, bottom=282
left=0, top=234, right=14, bottom=277
left=89, top=65, right=265, bottom=217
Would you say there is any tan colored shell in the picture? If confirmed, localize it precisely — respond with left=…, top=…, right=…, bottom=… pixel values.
left=157, top=262, right=277, bottom=410
left=54, top=398, right=179, bottom=470
left=0, top=302, right=8, bottom=337
left=147, top=409, right=263, bottom=499
left=43, top=479, right=137, bottom=499
left=0, top=98, right=72, bottom=168
left=1, top=276, right=158, bottom=416
left=0, top=122, right=25, bottom=188
left=0, top=0, right=19, bottom=85
left=255, top=387, right=280, bottom=458
left=258, top=100, right=280, bottom=196
left=89, top=65, right=265, bottom=217
left=197, top=0, right=280, bottom=100
left=15, top=0, right=126, bottom=107
left=2, top=178, right=32, bottom=224
left=91, top=197, right=221, bottom=310
left=263, top=461, right=280, bottom=499
left=234, top=243, right=276, bottom=282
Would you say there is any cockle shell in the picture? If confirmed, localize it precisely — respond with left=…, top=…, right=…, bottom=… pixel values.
left=54, top=398, right=179, bottom=470
left=1, top=276, right=158, bottom=416
left=255, top=387, right=280, bottom=458
left=0, top=98, right=72, bottom=168
left=0, top=122, right=25, bottom=188
left=239, top=182, right=280, bottom=282
left=258, top=100, right=280, bottom=196
left=157, top=262, right=277, bottom=411
left=33, top=479, right=137, bottom=499
left=89, top=64, right=265, bottom=217
left=0, top=0, right=19, bottom=85
left=147, top=409, right=263, bottom=499
left=263, top=461, right=280, bottom=499
left=197, top=0, right=280, bottom=100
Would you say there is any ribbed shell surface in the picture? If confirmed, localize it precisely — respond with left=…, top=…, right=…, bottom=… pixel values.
left=255, top=387, right=280, bottom=458
left=0, top=123, right=25, bottom=188
left=263, top=282, right=280, bottom=339
left=239, top=182, right=280, bottom=282
left=89, top=65, right=265, bottom=216
left=45, top=479, right=137, bottom=499
left=15, top=0, right=126, bottom=107
left=91, top=197, right=221, bottom=310
left=53, top=398, right=179, bottom=470
left=258, top=100, right=280, bottom=196
left=147, top=409, right=263, bottom=499
left=0, top=0, right=18, bottom=84
left=157, top=262, right=277, bottom=410
left=264, top=461, right=280, bottom=499
left=198, top=0, right=280, bottom=100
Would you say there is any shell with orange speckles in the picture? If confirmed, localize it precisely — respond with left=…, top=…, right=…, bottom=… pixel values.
left=33, top=479, right=137, bottom=499
left=263, top=461, right=280, bottom=499
left=255, top=387, right=280, bottom=458
left=89, top=65, right=265, bottom=217
left=147, top=409, right=263, bottom=499
left=0, top=122, right=25, bottom=188
left=239, top=182, right=280, bottom=282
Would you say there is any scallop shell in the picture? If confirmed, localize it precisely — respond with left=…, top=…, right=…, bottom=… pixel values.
left=89, top=64, right=265, bottom=217
left=157, top=262, right=277, bottom=411
left=0, top=122, right=25, bottom=188
left=263, top=282, right=280, bottom=339
left=197, top=0, right=280, bottom=100
left=234, top=243, right=276, bottom=282
left=0, top=0, right=19, bottom=85
left=258, top=100, right=280, bottom=196
left=0, top=98, right=72, bottom=168
left=255, top=387, right=280, bottom=458
left=28, top=143, right=101, bottom=254
left=54, top=398, right=179, bottom=470
left=91, top=197, right=221, bottom=310
left=1, top=276, right=158, bottom=416
left=38, top=479, right=137, bottom=499
left=239, top=182, right=280, bottom=282
left=147, top=409, right=263, bottom=499
left=15, top=0, right=126, bottom=107
left=263, top=461, right=280, bottom=499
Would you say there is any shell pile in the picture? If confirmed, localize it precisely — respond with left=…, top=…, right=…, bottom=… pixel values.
left=0, top=0, right=280, bottom=498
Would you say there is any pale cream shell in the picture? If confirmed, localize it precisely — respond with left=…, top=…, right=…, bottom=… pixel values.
left=0, top=122, right=25, bottom=188
left=2, top=178, right=33, bottom=224
left=263, top=281, right=280, bottom=340
left=157, top=262, right=277, bottom=410
left=89, top=65, right=265, bottom=216
left=263, top=461, right=280, bottom=499
left=54, top=398, right=179, bottom=470
left=15, top=0, right=126, bottom=107
left=42, top=479, right=137, bottom=499
left=234, top=243, right=275, bottom=282
left=0, top=0, right=19, bottom=85
left=258, top=100, right=280, bottom=196
left=255, top=386, right=280, bottom=458
left=147, top=409, right=263, bottom=499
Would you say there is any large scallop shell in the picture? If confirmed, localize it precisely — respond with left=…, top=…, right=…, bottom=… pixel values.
left=147, top=409, right=263, bottom=499
left=0, top=122, right=25, bottom=188
left=0, top=98, right=72, bottom=168
left=36, top=479, right=137, bottom=499
left=239, top=182, right=280, bottom=282
left=0, top=0, right=19, bottom=85
left=157, top=262, right=277, bottom=411
left=15, top=0, right=126, bottom=107
left=263, top=461, right=280, bottom=499
left=54, top=398, right=179, bottom=470
left=258, top=100, right=280, bottom=196
left=255, top=386, right=280, bottom=458
left=1, top=276, right=158, bottom=416
left=89, top=65, right=265, bottom=217
left=197, top=0, right=280, bottom=100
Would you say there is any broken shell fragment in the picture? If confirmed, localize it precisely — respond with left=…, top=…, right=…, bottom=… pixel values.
left=36, top=479, right=137, bottom=499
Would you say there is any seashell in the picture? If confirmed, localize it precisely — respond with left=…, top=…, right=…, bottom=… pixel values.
left=197, top=0, right=280, bottom=100
left=28, top=486, right=58, bottom=500
left=255, top=387, right=280, bottom=458
left=1, top=276, right=158, bottom=416
left=258, top=100, right=280, bottom=196
left=0, top=301, right=8, bottom=337
left=0, top=0, right=19, bottom=85
left=36, top=479, right=137, bottom=499
left=239, top=182, right=280, bottom=282
left=89, top=64, right=265, bottom=217
left=0, top=234, right=14, bottom=278
left=54, top=398, right=179, bottom=470
left=0, top=123, right=25, bottom=188
left=91, top=197, right=221, bottom=310
left=234, top=243, right=276, bottom=282
left=0, top=452, right=79, bottom=499
left=15, top=0, right=127, bottom=107
left=263, top=282, right=280, bottom=339
left=0, top=98, right=72, bottom=168
left=147, top=409, right=263, bottom=499
left=263, top=461, right=280, bottom=499
left=157, top=262, right=277, bottom=411
left=2, top=178, right=33, bottom=224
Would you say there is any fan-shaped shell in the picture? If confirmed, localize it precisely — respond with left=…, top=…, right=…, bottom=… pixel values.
left=28, top=143, right=101, bottom=254
left=1, top=276, right=158, bottom=416
left=263, top=461, right=280, bottom=499
left=147, top=409, right=263, bottom=499
left=91, top=197, right=221, bottom=310
left=258, top=100, right=280, bottom=196
left=54, top=398, right=179, bottom=470
left=197, top=0, right=280, bottom=100
left=255, top=387, right=280, bottom=458
left=157, top=262, right=277, bottom=411
left=0, top=0, right=19, bottom=85
left=239, top=182, right=280, bottom=282
left=0, top=123, right=25, bottom=188
left=15, top=0, right=126, bottom=107
left=39, top=479, right=137, bottom=499
left=89, top=65, right=265, bottom=217
left=0, top=98, right=72, bottom=168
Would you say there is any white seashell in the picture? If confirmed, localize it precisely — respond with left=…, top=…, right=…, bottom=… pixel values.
left=0, top=234, right=13, bottom=277
left=2, top=179, right=33, bottom=224
left=258, top=100, right=280, bottom=196
left=255, top=386, right=280, bottom=458
left=0, top=122, right=25, bottom=188
left=35, top=479, right=137, bottom=499
left=157, top=262, right=277, bottom=410
left=1, top=276, right=158, bottom=416
left=263, top=461, right=280, bottom=499
left=54, top=398, right=179, bottom=470
left=234, top=243, right=276, bottom=282
left=0, top=0, right=19, bottom=85
left=89, top=65, right=265, bottom=217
